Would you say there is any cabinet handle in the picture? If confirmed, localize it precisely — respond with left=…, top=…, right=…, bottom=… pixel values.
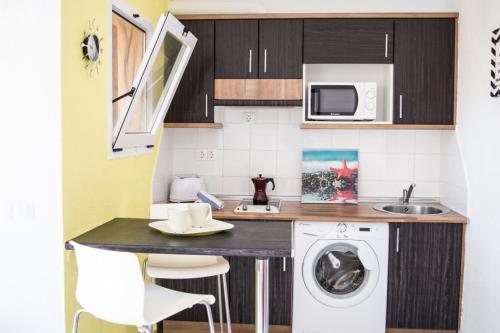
left=205, top=93, right=208, bottom=118
left=283, top=257, right=286, bottom=272
left=396, top=226, right=400, bottom=253
left=399, top=95, right=403, bottom=119
left=249, top=49, right=252, bottom=73
left=264, top=49, right=267, bottom=73
left=385, top=34, right=389, bottom=58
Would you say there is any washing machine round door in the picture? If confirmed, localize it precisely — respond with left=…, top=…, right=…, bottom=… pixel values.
left=302, top=239, right=379, bottom=308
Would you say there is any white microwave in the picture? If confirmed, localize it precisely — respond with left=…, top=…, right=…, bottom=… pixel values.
left=307, top=82, right=377, bottom=121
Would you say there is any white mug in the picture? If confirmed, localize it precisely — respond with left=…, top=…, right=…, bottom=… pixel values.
left=168, top=209, right=191, bottom=233
left=189, top=203, right=212, bottom=228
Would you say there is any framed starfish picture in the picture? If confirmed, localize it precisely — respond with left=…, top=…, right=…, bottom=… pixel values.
left=301, top=150, right=358, bottom=204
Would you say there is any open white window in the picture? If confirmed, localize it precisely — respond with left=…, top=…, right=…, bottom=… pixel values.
left=112, top=12, right=197, bottom=151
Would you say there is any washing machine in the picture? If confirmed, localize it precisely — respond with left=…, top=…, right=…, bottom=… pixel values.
left=293, top=221, right=389, bottom=333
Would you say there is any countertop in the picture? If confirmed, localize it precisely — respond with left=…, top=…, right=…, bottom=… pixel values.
left=212, top=201, right=468, bottom=224
left=65, top=218, right=292, bottom=257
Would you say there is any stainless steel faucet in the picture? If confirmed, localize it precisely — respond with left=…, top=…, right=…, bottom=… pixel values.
left=402, top=183, right=416, bottom=204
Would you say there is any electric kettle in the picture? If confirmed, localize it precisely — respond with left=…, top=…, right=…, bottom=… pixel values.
left=251, top=174, right=275, bottom=205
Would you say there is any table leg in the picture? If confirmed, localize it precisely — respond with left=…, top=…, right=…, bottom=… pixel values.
left=255, top=258, right=269, bottom=333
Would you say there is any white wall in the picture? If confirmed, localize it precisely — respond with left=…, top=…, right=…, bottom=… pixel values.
left=170, top=0, right=449, bottom=14
left=156, top=107, right=443, bottom=200
left=445, top=0, right=500, bottom=332
left=0, top=1, right=65, bottom=332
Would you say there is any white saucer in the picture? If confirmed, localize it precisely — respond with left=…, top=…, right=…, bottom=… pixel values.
left=149, top=219, right=234, bottom=237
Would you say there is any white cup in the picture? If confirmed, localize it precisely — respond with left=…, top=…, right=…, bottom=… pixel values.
left=189, top=203, right=212, bottom=228
left=168, top=209, right=191, bottom=233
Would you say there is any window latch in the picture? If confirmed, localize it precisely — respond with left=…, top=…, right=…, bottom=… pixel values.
left=112, top=87, right=136, bottom=103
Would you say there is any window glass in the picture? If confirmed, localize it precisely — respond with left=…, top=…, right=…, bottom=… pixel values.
left=123, top=32, right=183, bottom=134
left=111, top=12, right=145, bottom=130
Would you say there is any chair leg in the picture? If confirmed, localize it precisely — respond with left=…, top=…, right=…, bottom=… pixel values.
left=217, top=275, right=224, bottom=333
left=142, top=258, right=148, bottom=280
left=71, top=309, right=88, bottom=333
left=222, top=274, right=232, bottom=333
left=201, top=301, right=215, bottom=333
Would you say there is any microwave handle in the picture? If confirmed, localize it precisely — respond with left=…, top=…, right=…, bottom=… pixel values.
left=312, top=90, right=319, bottom=114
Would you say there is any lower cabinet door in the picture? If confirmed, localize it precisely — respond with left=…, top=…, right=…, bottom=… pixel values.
left=158, top=256, right=293, bottom=325
left=386, top=223, right=463, bottom=330
left=228, top=256, right=294, bottom=325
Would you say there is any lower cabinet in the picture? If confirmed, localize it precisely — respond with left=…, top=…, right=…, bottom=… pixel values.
left=386, top=223, right=463, bottom=331
left=158, top=256, right=293, bottom=325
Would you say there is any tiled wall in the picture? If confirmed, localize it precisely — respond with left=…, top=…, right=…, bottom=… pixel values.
left=162, top=107, right=443, bottom=199
left=439, top=131, right=468, bottom=214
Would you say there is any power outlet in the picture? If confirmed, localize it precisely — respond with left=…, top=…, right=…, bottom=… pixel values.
left=243, top=112, right=256, bottom=124
left=196, top=149, right=207, bottom=161
left=206, top=150, right=217, bottom=161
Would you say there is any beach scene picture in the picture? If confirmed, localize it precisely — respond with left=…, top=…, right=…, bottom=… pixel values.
left=302, top=150, right=359, bottom=204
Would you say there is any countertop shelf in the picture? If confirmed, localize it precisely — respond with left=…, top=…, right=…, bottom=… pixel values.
left=300, top=123, right=456, bottom=130
left=213, top=201, right=468, bottom=224
left=164, top=123, right=223, bottom=129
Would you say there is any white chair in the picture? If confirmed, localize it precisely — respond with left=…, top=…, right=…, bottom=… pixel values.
left=70, top=241, right=216, bottom=333
left=146, top=204, right=232, bottom=333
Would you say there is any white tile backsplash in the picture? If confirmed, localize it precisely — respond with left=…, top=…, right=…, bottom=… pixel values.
left=359, top=130, right=387, bottom=153
left=251, top=124, right=278, bottom=150
left=250, top=151, right=277, bottom=176
left=278, top=124, right=303, bottom=151
left=303, top=130, right=332, bottom=149
left=386, top=130, right=415, bottom=153
left=331, top=130, right=360, bottom=149
left=414, top=154, right=440, bottom=182
left=223, top=123, right=250, bottom=150
left=197, top=128, right=223, bottom=149
left=222, top=176, right=250, bottom=195
left=164, top=107, right=446, bottom=198
left=223, top=150, right=250, bottom=177
left=416, top=130, right=441, bottom=154
left=277, top=151, right=302, bottom=178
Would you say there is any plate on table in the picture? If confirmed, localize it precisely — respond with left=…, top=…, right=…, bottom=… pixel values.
left=148, top=219, right=234, bottom=237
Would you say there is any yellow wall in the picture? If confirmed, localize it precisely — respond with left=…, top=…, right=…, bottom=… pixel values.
left=62, top=0, right=168, bottom=332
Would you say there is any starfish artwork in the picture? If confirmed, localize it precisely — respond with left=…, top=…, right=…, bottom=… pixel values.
left=302, top=150, right=359, bottom=204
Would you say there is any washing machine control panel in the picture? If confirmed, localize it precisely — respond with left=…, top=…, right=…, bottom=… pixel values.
left=337, top=223, right=347, bottom=233
left=296, top=221, right=388, bottom=240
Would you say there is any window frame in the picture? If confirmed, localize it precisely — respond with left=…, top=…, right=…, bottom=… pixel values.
left=110, top=9, right=196, bottom=152
left=109, top=0, right=153, bottom=158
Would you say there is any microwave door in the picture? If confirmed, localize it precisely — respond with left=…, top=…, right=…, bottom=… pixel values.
left=309, top=85, right=359, bottom=120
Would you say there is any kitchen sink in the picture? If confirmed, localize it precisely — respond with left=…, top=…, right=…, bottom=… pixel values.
left=374, top=204, right=450, bottom=215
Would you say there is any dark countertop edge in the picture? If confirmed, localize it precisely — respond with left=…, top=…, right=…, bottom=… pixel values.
left=65, top=241, right=292, bottom=257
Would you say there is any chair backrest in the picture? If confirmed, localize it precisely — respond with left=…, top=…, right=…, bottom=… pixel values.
left=70, top=241, right=146, bottom=325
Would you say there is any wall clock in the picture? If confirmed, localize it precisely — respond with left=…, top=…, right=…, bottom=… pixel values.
left=491, top=27, right=500, bottom=97
left=81, top=19, right=103, bottom=77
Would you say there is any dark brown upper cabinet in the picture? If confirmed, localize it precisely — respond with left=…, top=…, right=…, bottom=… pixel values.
left=387, top=223, right=462, bottom=331
left=215, top=20, right=259, bottom=79
left=304, top=19, right=394, bottom=64
left=165, top=20, right=215, bottom=123
left=215, top=19, right=303, bottom=79
left=258, top=19, right=303, bottom=79
left=393, top=19, right=455, bottom=125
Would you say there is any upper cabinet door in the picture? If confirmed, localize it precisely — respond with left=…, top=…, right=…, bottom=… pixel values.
left=215, top=20, right=258, bottom=79
left=259, top=19, right=303, bottom=79
left=165, top=20, right=215, bottom=123
left=393, top=19, right=455, bottom=125
left=304, top=19, right=394, bottom=64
